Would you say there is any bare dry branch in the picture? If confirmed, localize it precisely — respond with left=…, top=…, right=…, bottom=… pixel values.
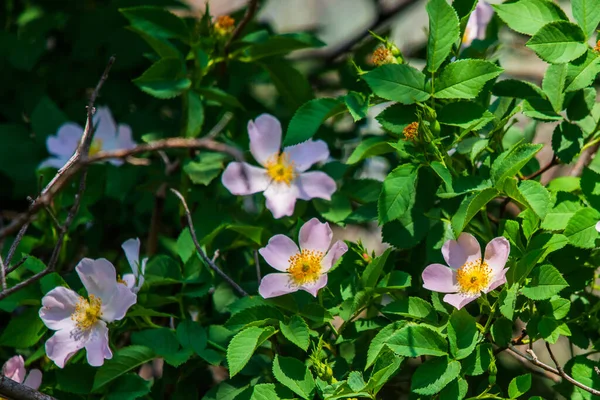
left=0, top=374, right=56, bottom=400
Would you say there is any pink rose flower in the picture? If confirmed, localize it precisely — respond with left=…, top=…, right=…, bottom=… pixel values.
left=39, top=106, right=136, bottom=169
left=462, top=1, right=494, bottom=47
left=39, top=258, right=137, bottom=368
left=422, top=233, right=510, bottom=310
left=121, top=238, right=148, bottom=293
left=2, top=355, right=42, bottom=390
left=258, top=218, right=348, bottom=298
left=221, top=114, right=337, bottom=219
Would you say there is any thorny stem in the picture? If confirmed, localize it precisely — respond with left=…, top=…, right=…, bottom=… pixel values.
left=170, top=189, right=248, bottom=297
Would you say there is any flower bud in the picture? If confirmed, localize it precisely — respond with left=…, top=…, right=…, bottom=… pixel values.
left=214, top=15, right=235, bottom=36
left=402, top=122, right=419, bottom=141
left=371, top=47, right=398, bottom=66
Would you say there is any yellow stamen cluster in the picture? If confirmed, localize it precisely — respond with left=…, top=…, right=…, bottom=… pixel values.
left=287, top=250, right=324, bottom=285
left=89, top=139, right=103, bottom=156
left=595, top=40, right=600, bottom=53
left=371, top=47, right=396, bottom=66
left=71, top=294, right=102, bottom=331
left=214, top=15, right=235, bottom=36
left=265, top=152, right=295, bottom=186
left=403, top=122, right=419, bottom=141
left=455, top=259, right=492, bottom=296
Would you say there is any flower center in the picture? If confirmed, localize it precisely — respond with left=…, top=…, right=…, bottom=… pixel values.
left=89, top=139, right=103, bottom=156
left=456, top=259, right=492, bottom=296
left=71, top=294, right=102, bottom=331
left=265, top=152, right=295, bottom=186
left=403, top=122, right=419, bottom=141
left=288, top=250, right=324, bottom=285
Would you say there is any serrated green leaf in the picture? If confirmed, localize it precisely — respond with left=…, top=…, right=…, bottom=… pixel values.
left=346, top=137, right=393, bottom=164
left=365, top=321, right=407, bottom=370
left=227, top=326, right=276, bottom=377
left=106, top=374, right=151, bottom=400
left=492, top=79, right=545, bottom=99
left=426, top=0, right=460, bottom=72
left=279, top=315, right=310, bottom=351
left=526, top=21, right=587, bottom=64
left=565, top=50, right=600, bottom=92
left=272, top=355, right=315, bottom=400
left=0, top=307, right=46, bottom=348
left=522, top=98, right=562, bottom=120
left=283, top=98, right=344, bottom=146
left=522, top=264, right=568, bottom=300
left=517, top=180, right=552, bottom=219
left=564, top=208, right=600, bottom=248
left=448, top=309, right=479, bottom=360
left=133, top=57, right=191, bottom=99
left=243, top=32, right=325, bottom=60
left=386, top=324, right=448, bottom=357
left=176, top=320, right=208, bottom=355
left=499, top=284, right=518, bottom=320
left=451, top=188, right=499, bottom=235
left=492, top=0, right=566, bottom=35
left=491, top=317, right=513, bottom=347
left=572, top=0, right=600, bottom=39
left=378, top=164, right=419, bottom=224
left=438, top=101, right=494, bottom=130
left=226, top=305, right=285, bottom=330
left=462, top=343, right=492, bottom=376
left=542, top=63, right=567, bottom=112
left=434, top=59, right=503, bottom=99
left=362, top=248, right=392, bottom=288
left=93, top=346, right=155, bottom=391
left=120, top=6, right=189, bottom=41
left=411, top=356, right=461, bottom=395
left=491, top=143, right=543, bottom=184
left=375, top=103, right=417, bottom=134
left=260, top=58, right=313, bottom=111
left=541, top=195, right=582, bottom=231
left=344, top=91, right=368, bottom=121
left=382, top=297, right=437, bottom=323
left=552, top=121, right=584, bottom=164
left=363, top=64, right=430, bottom=104
left=185, top=90, right=204, bottom=137
left=508, top=373, right=532, bottom=398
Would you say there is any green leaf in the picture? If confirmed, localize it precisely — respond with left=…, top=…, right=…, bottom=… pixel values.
left=259, top=58, right=313, bottom=111
left=522, top=98, right=562, bottom=120
left=279, top=316, right=310, bottom=351
left=499, top=284, right=518, bottom=320
left=508, top=373, right=532, bottom=398
left=362, top=248, right=392, bottom=288
left=56, top=364, right=96, bottom=394
left=541, top=195, right=582, bottom=231
left=243, top=32, right=325, bottom=60
left=540, top=296, right=571, bottom=319
left=0, top=308, right=46, bottom=348
left=492, top=79, right=545, bottom=99
left=526, top=21, right=587, bottom=64
left=492, top=0, right=567, bottom=35
left=227, top=326, right=276, bottom=377
left=365, top=346, right=403, bottom=394
left=567, top=87, right=596, bottom=121
left=144, top=255, right=182, bottom=284
left=462, top=343, right=492, bottom=376
left=378, top=164, right=419, bottom=224
left=448, top=309, right=479, bottom=360
left=537, top=316, right=571, bottom=343
left=564, top=208, right=600, bottom=248
left=363, top=64, right=430, bottom=104
left=344, top=91, right=368, bottom=121
left=552, top=121, right=584, bottom=164
left=196, top=87, right=244, bottom=109
left=565, top=50, right=600, bottom=92
left=283, top=98, right=344, bottom=146
left=382, top=297, right=437, bottom=323
left=572, top=0, right=600, bottom=39
left=40, top=272, right=68, bottom=295
left=133, top=57, right=191, bottom=99
left=272, top=355, right=316, bottom=400
left=365, top=321, right=407, bottom=369
left=226, top=305, right=285, bottom=330
left=439, top=377, right=469, bottom=400
left=568, top=356, right=600, bottom=398
left=128, top=28, right=182, bottom=59
left=522, top=264, right=569, bottom=300
left=426, top=0, right=460, bottom=72
left=491, top=317, right=513, bottom=347
left=517, top=180, right=552, bottom=220
left=106, top=374, right=151, bottom=400
left=119, top=6, right=189, bottom=41
left=375, top=104, right=417, bottom=134
left=346, top=137, right=393, bottom=165
left=381, top=212, right=430, bottom=249
left=176, top=320, right=208, bottom=355
left=185, top=91, right=204, bottom=137
left=451, top=188, right=499, bottom=235
left=93, top=346, right=155, bottom=391
left=411, top=356, right=461, bottom=395
left=131, top=328, right=187, bottom=366
left=434, top=60, right=503, bottom=99
left=542, top=63, right=567, bottom=112
left=386, top=324, right=448, bottom=357
left=228, top=225, right=264, bottom=245
left=184, top=153, right=226, bottom=186
left=438, top=101, right=494, bottom=130
left=491, top=143, right=543, bottom=184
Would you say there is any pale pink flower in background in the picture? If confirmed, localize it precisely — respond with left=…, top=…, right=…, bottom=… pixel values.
left=39, top=106, right=136, bottom=169
left=596, top=221, right=600, bottom=232
left=39, top=258, right=137, bottom=368
left=258, top=218, right=348, bottom=298
left=462, top=1, right=494, bottom=47
left=422, top=233, right=509, bottom=310
left=121, top=238, right=148, bottom=293
left=221, top=114, right=336, bottom=219
left=2, top=355, right=42, bottom=390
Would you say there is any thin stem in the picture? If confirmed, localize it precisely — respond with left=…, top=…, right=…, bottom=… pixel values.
left=523, top=155, right=558, bottom=180
left=170, top=189, right=248, bottom=297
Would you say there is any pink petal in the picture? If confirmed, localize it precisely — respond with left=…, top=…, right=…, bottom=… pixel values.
left=442, top=233, right=482, bottom=269
left=295, top=171, right=336, bottom=201
left=264, top=183, right=299, bottom=218
left=321, top=240, right=348, bottom=272
left=100, top=281, right=137, bottom=322
left=248, top=114, right=282, bottom=166
left=85, top=322, right=112, bottom=367
left=300, top=274, right=328, bottom=297
left=45, top=329, right=85, bottom=369
left=443, top=293, right=479, bottom=310
left=258, top=273, right=298, bottom=298
left=222, top=162, right=270, bottom=195
left=422, top=264, right=458, bottom=293
left=122, top=274, right=136, bottom=289
left=483, top=236, right=510, bottom=274
left=284, top=140, right=329, bottom=172
left=298, top=218, right=332, bottom=253
left=117, top=125, right=136, bottom=150
left=3, top=356, right=25, bottom=383
left=484, top=268, right=508, bottom=293
left=596, top=220, right=600, bottom=232
left=39, top=287, right=80, bottom=331
left=23, top=369, right=42, bottom=390
left=93, top=106, right=117, bottom=142
left=259, top=234, right=299, bottom=272
left=47, top=123, right=82, bottom=157
left=76, top=258, right=118, bottom=304
left=474, top=2, right=494, bottom=40
left=121, top=238, right=141, bottom=276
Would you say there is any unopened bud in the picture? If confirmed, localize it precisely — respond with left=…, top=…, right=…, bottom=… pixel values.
left=214, top=15, right=235, bottom=36
left=595, top=40, right=600, bottom=53
left=371, top=47, right=397, bottom=66
left=402, top=122, right=419, bottom=141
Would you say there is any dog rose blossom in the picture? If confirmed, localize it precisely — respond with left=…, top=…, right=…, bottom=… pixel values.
left=422, top=233, right=509, bottom=310
left=2, top=355, right=42, bottom=390
left=258, top=218, right=348, bottom=298
left=121, top=238, right=148, bottom=293
left=39, top=106, right=136, bottom=169
left=39, top=258, right=137, bottom=368
left=222, top=114, right=336, bottom=219
left=462, top=1, right=494, bottom=47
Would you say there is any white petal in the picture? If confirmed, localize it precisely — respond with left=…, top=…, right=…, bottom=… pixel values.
left=442, top=233, right=482, bottom=269
left=85, top=321, right=112, bottom=367
left=248, top=114, right=282, bottom=166
left=284, top=140, right=329, bottom=172
left=259, top=235, right=299, bottom=271
left=321, top=240, right=348, bottom=272
left=122, top=274, right=136, bottom=289
left=222, top=162, right=270, bottom=195
left=76, top=258, right=118, bottom=304
left=295, top=172, right=336, bottom=201
left=39, top=287, right=80, bottom=331
left=45, top=329, right=85, bottom=369
left=121, top=238, right=141, bottom=276
left=263, top=183, right=299, bottom=218
left=300, top=274, right=328, bottom=297
left=93, top=107, right=117, bottom=141
left=100, top=281, right=137, bottom=322
left=47, top=123, right=82, bottom=157
left=258, top=273, right=298, bottom=298
left=298, top=218, right=332, bottom=254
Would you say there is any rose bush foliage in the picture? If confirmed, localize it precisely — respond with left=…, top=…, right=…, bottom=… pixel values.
left=1, top=0, right=600, bottom=399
